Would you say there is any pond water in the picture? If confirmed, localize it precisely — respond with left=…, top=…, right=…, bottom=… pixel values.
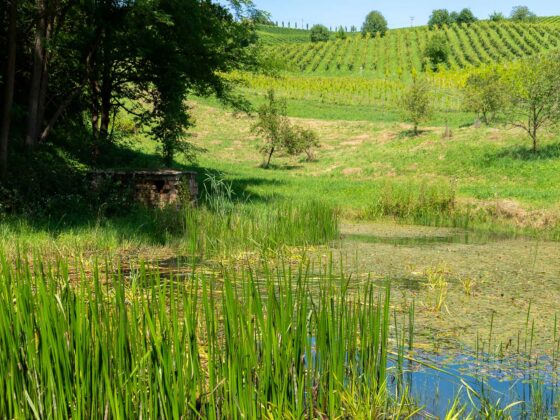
left=146, top=221, right=560, bottom=417
left=329, top=222, right=560, bottom=417
left=391, top=350, right=559, bottom=418
left=332, top=222, right=560, bottom=356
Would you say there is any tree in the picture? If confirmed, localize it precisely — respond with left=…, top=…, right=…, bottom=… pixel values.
left=456, top=8, right=477, bottom=25
left=462, top=68, right=507, bottom=125
left=503, top=54, right=560, bottom=152
left=249, top=9, right=273, bottom=25
left=0, top=0, right=16, bottom=180
left=361, top=11, right=388, bottom=37
left=510, top=6, right=537, bottom=22
left=335, top=26, right=347, bottom=40
left=428, top=9, right=451, bottom=29
left=252, top=90, right=319, bottom=167
left=401, top=76, right=433, bottom=135
left=310, top=24, right=330, bottom=42
left=489, top=11, right=506, bottom=22
left=423, top=32, right=450, bottom=71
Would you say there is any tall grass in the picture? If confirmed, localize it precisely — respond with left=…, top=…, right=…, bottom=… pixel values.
left=367, top=180, right=457, bottom=224
left=0, top=255, right=414, bottom=419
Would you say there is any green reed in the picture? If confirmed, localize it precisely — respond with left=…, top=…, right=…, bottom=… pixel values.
left=0, top=254, right=416, bottom=419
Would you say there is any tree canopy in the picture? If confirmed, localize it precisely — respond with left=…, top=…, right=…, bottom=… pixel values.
left=310, top=24, right=330, bottom=43
left=0, top=0, right=258, bottom=184
left=361, top=11, right=388, bottom=37
left=510, top=6, right=537, bottom=22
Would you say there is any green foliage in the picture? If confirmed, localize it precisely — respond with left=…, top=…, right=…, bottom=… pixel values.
left=423, top=32, right=450, bottom=71
left=428, top=9, right=451, bottom=29
left=361, top=10, right=388, bottom=37
left=463, top=67, right=508, bottom=125
left=310, top=24, right=330, bottom=42
left=489, top=11, right=506, bottom=22
left=252, top=90, right=320, bottom=167
left=370, top=180, right=456, bottom=222
left=335, top=26, right=347, bottom=40
left=456, top=8, right=478, bottom=25
left=503, top=53, right=560, bottom=152
left=264, top=21, right=560, bottom=77
left=249, top=8, right=273, bottom=25
left=429, top=8, right=477, bottom=27
left=400, top=76, right=434, bottom=135
left=510, top=6, right=537, bottom=22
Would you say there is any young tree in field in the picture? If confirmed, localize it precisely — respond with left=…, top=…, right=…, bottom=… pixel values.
left=423, top=32, right=450, bottom=71
left=401, top=76, right=433, bottom=135
left=462, top=68, right=507, bottom=125
left=310, top=24, right=330, bottom=42
left=252, top=90, right=320, bottom=167
left=361, top=11, right=388, bottom=37
left=428, top=9, right=451, bottom=29
left=503, top=54, right=560, bottom=153
left=510, top=6, right=537, bottom=22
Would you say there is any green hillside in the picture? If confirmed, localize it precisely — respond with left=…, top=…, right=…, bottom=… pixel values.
left=538, top=16, right=560, bottom=25
left=263, top=21, right=560, bottom=78
left=256, top=24, right=312, bottom=45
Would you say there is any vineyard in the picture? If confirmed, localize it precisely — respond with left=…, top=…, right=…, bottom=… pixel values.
left=538, top=16, right=560, bottom=25
left=235, top=71, right=464, bottom=112
left=256, top=25, right=311, bottom=45
left=264, top=21, right=560, bottom=78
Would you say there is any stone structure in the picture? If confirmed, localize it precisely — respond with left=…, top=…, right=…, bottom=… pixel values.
left=90, top=170, right=198, bottom=208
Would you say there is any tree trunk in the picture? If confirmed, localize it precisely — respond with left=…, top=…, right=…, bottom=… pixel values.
left=40, top=86, right=82, bottom=142
left=265, top=146, right=275, bottom=168
left=0, top=0, right=17, bottom=180
left=99, top=67, right=112, bottom=141
left=25, top=0, right=47, bottom=151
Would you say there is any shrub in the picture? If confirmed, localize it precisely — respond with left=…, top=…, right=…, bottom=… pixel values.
left=361, top=11, right=388, bottom=37
left=335, top=26, right=347, bottom=40
left=252, top=90, right=320, bottom=167
left=456, top=8, right=478, bottom=25
left=310, top=24, right=330, bottom=42
left=428, top=9, right=451, bottom=29
left=400, top=76, right=433, bottom=135
left=462, top=68, right=508, bottom=125
left=489, top=11, right=506, bottom=22
left=423, top=32, right=450, bottom=71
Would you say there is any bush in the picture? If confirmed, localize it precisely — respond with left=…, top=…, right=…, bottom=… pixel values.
left=462, top=68, right=507, bottom=125
left=335, top=26, right=347, bottom=40
left=310, top=24, right=330, bottom=42
left=510, top=6, right=537, bottom=22
left=252, top=90, right=320, bottom=167
left=361, top=11, right=388, bottom=37
left=400, top=76, right=433, bottom=135
left=428, top=9, right=451, bottom=29
left=456, top=8, right=477, bottom=25
left=423, top=32, right=450, bottom=71
left=489, top=11, right=506, bottom=22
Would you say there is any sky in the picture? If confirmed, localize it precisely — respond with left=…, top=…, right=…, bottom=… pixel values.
left=251, top=1, right=558, bottom=29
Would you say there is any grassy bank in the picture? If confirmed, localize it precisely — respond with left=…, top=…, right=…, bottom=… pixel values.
left=185, top=100, right=560, bottom=239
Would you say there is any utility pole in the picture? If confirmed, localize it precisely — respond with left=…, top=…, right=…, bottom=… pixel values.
left=410, top=16, right=415, bottom=27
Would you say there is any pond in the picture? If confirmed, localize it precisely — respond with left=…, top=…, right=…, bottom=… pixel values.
left=332, top=222, right=560, bottom=417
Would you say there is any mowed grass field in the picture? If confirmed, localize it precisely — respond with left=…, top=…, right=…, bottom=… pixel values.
left=187, top=98, right=560, bottom=233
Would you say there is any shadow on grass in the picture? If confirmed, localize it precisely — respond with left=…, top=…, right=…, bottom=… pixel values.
left=397, top=129, right=430, bottom=139
left=485, top=143, right=560, bottom=162
left=0, top=132, right=285, bottom=245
